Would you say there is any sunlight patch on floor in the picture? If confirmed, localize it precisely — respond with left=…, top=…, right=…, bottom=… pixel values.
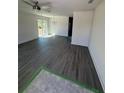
left=40, top=33, right=55, bottom=38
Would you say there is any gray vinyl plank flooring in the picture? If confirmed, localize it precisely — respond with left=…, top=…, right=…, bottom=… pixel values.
left=18, top=36, right=104, bottom=93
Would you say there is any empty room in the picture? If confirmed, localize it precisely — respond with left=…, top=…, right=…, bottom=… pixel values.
left=18, top=0, right=105, bottom=93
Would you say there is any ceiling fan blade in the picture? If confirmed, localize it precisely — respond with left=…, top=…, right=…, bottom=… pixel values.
left=30, top=0, right=38, bottom=4
left=23, top=0, right=34, bottom=7
left=37, top=6, right=41, bottom=10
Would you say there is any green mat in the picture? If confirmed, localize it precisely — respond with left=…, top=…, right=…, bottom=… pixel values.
left=19, top=66, right=102, bottom=93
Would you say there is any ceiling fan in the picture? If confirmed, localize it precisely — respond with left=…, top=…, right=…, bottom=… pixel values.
left=22, top=0, right=51, bottom=12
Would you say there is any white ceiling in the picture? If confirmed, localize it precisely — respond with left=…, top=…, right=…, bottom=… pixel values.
left=19, top=0, right=103, bottom=16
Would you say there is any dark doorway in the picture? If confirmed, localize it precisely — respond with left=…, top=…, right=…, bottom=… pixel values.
left=68, top=17, right=73, bottom=37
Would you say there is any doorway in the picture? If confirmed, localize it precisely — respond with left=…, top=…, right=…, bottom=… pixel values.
left=68, top=17, right=73, bottom=37
left=37, top=19, right=48, bottom=37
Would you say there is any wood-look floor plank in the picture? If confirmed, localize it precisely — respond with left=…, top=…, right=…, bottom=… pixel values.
left=18, top=36, right=104, bottom=93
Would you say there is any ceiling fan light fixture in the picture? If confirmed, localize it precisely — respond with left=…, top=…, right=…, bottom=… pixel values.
left=37, top=6, right=41, bottom=10
left=33, top=6, right=36, bottom=9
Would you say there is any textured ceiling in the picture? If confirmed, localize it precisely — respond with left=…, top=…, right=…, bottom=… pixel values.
left=19, top=0, right=103, bottom=16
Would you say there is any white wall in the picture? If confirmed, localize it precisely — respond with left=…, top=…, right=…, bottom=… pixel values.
left=71, top=11, right=93, bottom=46
left=18, top=11, right=50, bottom=44
left=50, top=16, right=69, bottom=36
left=88, top=1, right=105, bottom=90
left=18, top=11, right=38, bottom=44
